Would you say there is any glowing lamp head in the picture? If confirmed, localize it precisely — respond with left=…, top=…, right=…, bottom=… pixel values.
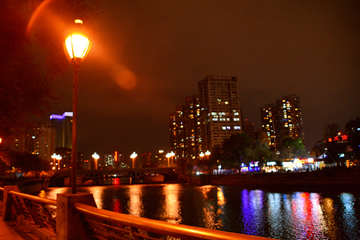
left=64, top=19, right=91, bottom=65
left=130, top=152, right=137, bottom=159
left=92, top=152, right=100, bottom=160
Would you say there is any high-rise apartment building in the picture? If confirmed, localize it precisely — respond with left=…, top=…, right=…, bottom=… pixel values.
left=198, top=75, right=242, bottom=151
left=170, top=75, right=242, bottom=159
left=261, top=94, right=305, bottom=151
left=50, top=112, right=73, bottom=149
left=12, top=123, right=55, bottom=162
left=169, top=96, right=201, bottom=159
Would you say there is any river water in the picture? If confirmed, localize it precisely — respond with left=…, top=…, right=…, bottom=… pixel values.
left=42, top=184, right=360, bottom=239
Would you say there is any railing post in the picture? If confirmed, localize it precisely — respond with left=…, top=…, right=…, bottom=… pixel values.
left=2, top=185, right=20, bottom=221
left=56, top=193, right=97, bottom=240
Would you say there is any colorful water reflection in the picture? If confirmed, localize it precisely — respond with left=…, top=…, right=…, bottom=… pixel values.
left=42, top=185, right=360, bottom=239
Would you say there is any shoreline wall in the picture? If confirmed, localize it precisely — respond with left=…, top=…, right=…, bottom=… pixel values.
left=187, top=168, right=360, bottom=187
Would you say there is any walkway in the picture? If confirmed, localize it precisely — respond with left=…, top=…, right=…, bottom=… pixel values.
left=0, top=216, right=38, bottom=240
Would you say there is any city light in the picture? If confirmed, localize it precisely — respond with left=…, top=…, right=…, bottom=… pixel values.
left=51, top=153, right=62, bottom=170
left=130, top=152, right=137, bottom=169
left=92, top=152, right=100, bottom=170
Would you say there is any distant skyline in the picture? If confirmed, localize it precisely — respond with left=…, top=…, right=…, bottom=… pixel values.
left=36, top=1, right=359, bottom=160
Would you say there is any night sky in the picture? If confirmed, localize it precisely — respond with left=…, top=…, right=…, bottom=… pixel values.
left=45, top=1, right=360, bottom=160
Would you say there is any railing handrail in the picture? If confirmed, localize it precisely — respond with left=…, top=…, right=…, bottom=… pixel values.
left=74, top=202, right=269, bottom=240
left=8, top=190, right=56, bottom=205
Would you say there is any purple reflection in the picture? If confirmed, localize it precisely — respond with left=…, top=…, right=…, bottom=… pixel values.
left=241, top=189, right=264, bottom=235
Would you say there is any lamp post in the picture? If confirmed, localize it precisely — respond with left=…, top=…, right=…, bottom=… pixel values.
left=170, top=151, right=175, bottom=167
left=51, top=153, right=57, bottom=170
left=92, top=152, right=100, bottom=170
left=205, top=150, right=211, bottom=161
left=166, top=153, right=171, bottom=167
left=64, top=19, right=92, bottom=194
left=56, top=155, right=62, bottom=170
left=130, top=152, right=137, bottom=169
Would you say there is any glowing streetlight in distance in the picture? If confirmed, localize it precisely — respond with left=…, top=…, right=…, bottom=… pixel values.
left=92, top=152, right=100, bottom=170
left=56, top=155, right=62, bottom=170
left=130, top=152, right=137, bottom=169
left=166, top=153, right=171, bottom=167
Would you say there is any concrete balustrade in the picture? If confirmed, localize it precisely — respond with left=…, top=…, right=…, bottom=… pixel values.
left=1, top=185, right=272, bottom=240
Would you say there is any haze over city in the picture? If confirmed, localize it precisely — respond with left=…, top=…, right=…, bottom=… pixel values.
left=39, top=1, right=360, bottom=160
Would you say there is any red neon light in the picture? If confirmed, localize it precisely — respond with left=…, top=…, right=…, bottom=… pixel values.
left=115, top=151, right=118, bottom=162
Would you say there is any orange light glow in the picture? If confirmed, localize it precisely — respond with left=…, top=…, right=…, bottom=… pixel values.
left=65, top=33, right=91, bottom=59
left=115, top=151, right=118, bottom=162
left=110, top=64, right=137, bottom=90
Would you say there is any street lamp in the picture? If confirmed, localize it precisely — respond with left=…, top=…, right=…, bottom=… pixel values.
left=166, top=153, right=171, bottom=167
left=170, top=151, right=175, bottom=166
left=64, top=19, right=92, bottom=194
left=51, top=153, right=57, bottom=164
left=130, top=152, right=137, bottom=169
left=92, top=152, right=100, bottom=170
left=205, top=150, right=211, bottom=160
left=56, top=155, right=62, bottom=170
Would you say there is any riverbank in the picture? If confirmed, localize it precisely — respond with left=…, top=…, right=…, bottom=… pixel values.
left=185, top=167, right=360, bottom=188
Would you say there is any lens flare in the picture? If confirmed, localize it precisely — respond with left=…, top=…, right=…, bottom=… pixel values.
left=111, top=64, right=137, bottom=90
left=26, top=0, right=60, bottom=37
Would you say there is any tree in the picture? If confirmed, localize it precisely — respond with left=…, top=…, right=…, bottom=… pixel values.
left=0, top=150, right=50, bottom=173
left=280, top=137, right=308, bottom=159
left=175, top=157, right=194, bottom=175
left=345, top=117, right=360, bottom=160
left=323, top=123, right=341, bottom=140
left=322, top=123, right=346, bottom=164
left=221, top=133, right=252, bottom=168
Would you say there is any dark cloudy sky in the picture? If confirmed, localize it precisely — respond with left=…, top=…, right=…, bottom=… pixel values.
left=48, top=1, right=360, bottom=160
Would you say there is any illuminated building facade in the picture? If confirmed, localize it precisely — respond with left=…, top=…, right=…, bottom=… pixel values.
left=261, top=94, right=305, bottom=151
left=170, top=76, right=242, bottom=159
left=104, top=151, right=124, bottom=169
left=169, top=96, right=201, bottom=159
left=50, top=112, right=73, bottom=149
left=198, top=75, right=242, bottom=151
left=12, top=123, right=55, bottom=162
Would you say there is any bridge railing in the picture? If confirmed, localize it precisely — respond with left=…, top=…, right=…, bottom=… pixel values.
left=1, top=185, right=271, bottom=240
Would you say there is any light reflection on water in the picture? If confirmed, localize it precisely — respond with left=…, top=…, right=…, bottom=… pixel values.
left=162, top=184, right=181, bottom=224
left=43, top=184, right=360, bottom=239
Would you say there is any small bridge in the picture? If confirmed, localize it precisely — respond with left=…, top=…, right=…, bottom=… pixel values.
left=52, top=167, right=178, bottom=186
